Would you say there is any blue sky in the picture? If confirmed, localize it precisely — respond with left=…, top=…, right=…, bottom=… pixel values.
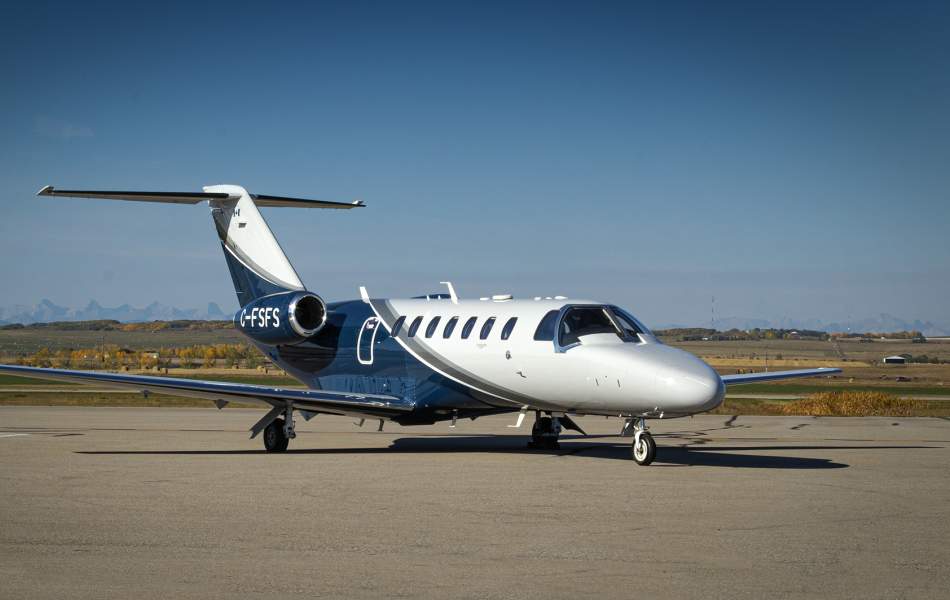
left=1, top=1, right=948, bottom=326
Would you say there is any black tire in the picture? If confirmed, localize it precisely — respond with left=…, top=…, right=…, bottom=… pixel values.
left=531, top=416, right=553, bottom=445
left=631, top=432, right=656, bottom=465
left=264, top=418, right=289, bottom=453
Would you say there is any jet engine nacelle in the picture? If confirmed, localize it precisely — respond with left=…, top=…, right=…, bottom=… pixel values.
left=234, top=291, right=327, bottom=346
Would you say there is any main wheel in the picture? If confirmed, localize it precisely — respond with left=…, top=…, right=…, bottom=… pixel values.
left=631, top=432, right=656, bottom=465
left=264, top=418, right=290, bottom=453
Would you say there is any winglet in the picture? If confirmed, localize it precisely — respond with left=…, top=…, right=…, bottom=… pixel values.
left=36, top=185, right=53, bottom=196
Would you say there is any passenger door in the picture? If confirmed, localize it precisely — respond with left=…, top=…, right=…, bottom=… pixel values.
left=357, top=317, right=380, bottom=365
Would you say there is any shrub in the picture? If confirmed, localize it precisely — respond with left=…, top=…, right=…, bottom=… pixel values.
left=781, top=391, right=925, bottom=417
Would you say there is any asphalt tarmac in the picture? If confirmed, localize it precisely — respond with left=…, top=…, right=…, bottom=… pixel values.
left=1, top=407, right=948, bottom=599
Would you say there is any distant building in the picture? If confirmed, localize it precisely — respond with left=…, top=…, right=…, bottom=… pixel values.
left=883, top=355, right=906, bottom=365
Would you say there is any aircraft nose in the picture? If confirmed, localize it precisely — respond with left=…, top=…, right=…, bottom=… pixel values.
left=653, top=349, right=725, bottom=413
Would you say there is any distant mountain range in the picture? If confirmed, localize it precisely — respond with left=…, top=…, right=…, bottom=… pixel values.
left=0, top=299, right=229, bottom=324
left=2, top=300, right=948, bottom=337
left=656, top=314, right=950, bottom=337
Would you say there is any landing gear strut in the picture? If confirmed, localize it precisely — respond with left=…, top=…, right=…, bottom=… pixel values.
left=629, top=417, right=656, bottom=465
left=528, top=412, right=561, bottom=450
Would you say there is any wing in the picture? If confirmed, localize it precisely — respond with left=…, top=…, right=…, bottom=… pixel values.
left=0, top=364, right=413, bottom=418
left=721, top=367, right=841, bottom=385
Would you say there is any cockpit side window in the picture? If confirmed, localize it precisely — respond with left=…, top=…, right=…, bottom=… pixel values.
left=533, top=310, right=560, bottom=341
left=557, top=307, right=622, bottom=347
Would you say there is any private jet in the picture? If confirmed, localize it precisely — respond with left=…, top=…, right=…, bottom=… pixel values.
left=0, top=185, right=839, bottom=464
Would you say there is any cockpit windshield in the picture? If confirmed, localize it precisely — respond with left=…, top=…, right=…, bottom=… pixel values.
left=608, top=306, right=652, bottom=338
left=556, top=305, right=651, bottom=347
left=558, top=307, right=618, bottom=346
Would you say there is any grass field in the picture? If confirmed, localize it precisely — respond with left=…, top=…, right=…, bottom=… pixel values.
left=722, top=382, right=949, bottom=396
left=710, top=397, right=950, bottom=418
left=0, top=326, right=244, bottom=354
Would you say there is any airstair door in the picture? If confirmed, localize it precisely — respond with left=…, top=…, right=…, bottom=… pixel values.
left=357, top=317, right=380, bottom=365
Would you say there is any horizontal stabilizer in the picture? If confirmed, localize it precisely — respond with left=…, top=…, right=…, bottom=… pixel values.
left=37, top=185, right=220, bottom=204
left=36, top=186, right=365, bottom=209
left=721, top=367, right=841, bottom=385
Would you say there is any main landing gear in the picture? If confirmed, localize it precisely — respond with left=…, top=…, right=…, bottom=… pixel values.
left=528, top=412, right=562, bottom=450
left=261, top=404, right=296, bottom=453
left=628, top=417, right=656, bottom=466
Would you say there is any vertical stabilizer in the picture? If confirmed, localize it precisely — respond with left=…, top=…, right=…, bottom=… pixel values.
left=206, top=184, right=305, bottom=306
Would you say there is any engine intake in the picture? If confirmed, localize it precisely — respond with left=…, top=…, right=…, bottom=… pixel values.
left=235, top=291, right=327, bottom=346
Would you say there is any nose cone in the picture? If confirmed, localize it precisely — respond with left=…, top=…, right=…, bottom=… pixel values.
left=652, top=348, right=725, bottom=413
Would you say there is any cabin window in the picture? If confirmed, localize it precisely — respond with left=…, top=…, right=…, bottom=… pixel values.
left=479, top=317, right=496, bottom=340
left=425, top=316, right=441, bottom=338
left=533, top=310, right=559, bottom=341
left=558, top=307, right=621, bottom=347
left=407, top=316, right=423, bottom=337
left=443, top=316, right=459, bottom=338
left=501, top=317, right=517, bottom=340
left=461, top=317, right=478, bottom=339
left=391, top=316, right=406, bottom=337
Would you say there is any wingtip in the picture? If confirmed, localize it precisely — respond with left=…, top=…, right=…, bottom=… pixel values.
left=352, top=199, right=366, bottom=207
left=36, top=185, right=53, bottom=196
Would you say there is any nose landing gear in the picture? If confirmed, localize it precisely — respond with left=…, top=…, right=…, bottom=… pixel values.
left=628, top=417, right=656, bottom=465
left=528, top=412, right=562, bottom=450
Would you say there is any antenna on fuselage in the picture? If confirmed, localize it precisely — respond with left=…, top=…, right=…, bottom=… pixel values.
left=440, top=281, right=459, bottom=304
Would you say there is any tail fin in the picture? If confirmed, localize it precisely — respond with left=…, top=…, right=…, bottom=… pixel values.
left=37, top=184, right=364, bottom=306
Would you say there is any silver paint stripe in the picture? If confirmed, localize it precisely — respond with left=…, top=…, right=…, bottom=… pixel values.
left=222, top=243, right=304, bottom=292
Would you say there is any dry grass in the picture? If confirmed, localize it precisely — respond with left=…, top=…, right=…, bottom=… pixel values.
left=779, top=391, right=927, bottom=417
left=712, top=392, right=950, bottom=417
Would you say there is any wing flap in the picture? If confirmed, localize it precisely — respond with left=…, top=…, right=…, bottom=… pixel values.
left=0, top=364, right=413, bottom=417
left=721, top=367, right=841, bottom=385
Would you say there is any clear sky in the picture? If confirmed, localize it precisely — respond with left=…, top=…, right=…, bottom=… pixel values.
left=2, top=1, right=948, bottom=327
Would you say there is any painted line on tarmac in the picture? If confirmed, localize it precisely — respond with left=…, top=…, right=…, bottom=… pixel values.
left=0, top=433, right=30, bottom=438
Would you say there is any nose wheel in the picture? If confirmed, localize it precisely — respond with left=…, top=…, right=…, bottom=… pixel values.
left=632, top=431, right=656, bottom=465
left=629, top=417, right=656, bottom=465
left=528, top=412, right=561, bottom=450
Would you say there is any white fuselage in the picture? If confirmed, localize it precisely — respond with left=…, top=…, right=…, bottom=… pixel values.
left=370, top=297, right=726, bottom=418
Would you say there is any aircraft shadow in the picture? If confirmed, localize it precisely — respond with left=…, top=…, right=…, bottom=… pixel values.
left=76, top=435, right=938, bottom=469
